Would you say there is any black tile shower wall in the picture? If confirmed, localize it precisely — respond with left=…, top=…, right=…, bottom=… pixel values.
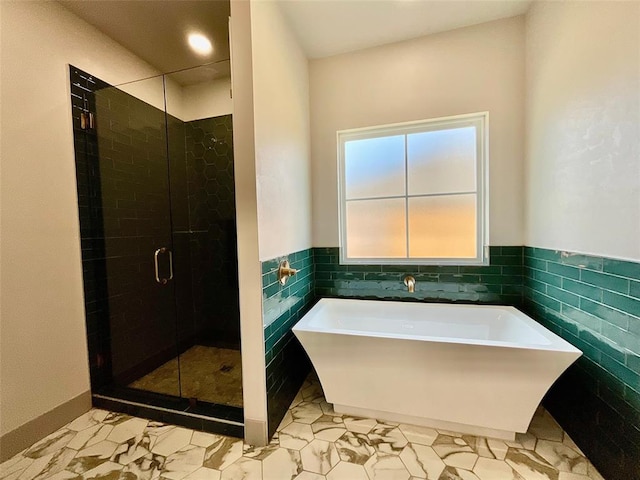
left=184, top=116, right=240, bottom=349
left=522, top=248, right=640, bottom=479
left=262, top=249, right=315, bottom=437
left=167, top=113, right=194, bottom=352
left=314, top=246, right=524, bottom=306
left=71, top=67, right=112, bottom=389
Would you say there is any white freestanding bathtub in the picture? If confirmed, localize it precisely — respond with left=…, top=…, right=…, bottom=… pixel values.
left=293, top=298, right=581, bottom=440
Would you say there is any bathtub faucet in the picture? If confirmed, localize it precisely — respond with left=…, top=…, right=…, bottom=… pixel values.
left=404, top=275, right=416, bottom=293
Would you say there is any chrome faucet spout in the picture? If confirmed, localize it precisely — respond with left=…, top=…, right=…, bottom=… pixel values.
left=404, top=275, right=416, bottom=293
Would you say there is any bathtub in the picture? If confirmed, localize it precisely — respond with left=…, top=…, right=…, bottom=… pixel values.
left=293, top=298, right=581, bottom=440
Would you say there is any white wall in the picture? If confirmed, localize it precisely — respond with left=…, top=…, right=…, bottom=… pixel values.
left=182, top=76, right=232, bottom=122
left=310, top=16, right=525, bottom=247
left=121, top=75, right=231, bottom=123
left=251, top=1, right=312, bottom=261
left=229, top=0, right=267, bottom=446
left=0, top=1, right=167, bottom=437
left=525, top=1, right=640, bottom=262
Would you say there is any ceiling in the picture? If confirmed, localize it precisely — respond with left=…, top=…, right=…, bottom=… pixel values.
left=60, top=0, right=533, bottom=84
left=59, top=0, right=230, bottom=85
left=278, top=0, right=534, bottom=59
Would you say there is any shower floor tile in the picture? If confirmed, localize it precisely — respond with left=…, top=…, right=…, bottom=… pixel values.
left=1, top=372, right=606, bottom=480
left=128, top=345, right=243, bottom=407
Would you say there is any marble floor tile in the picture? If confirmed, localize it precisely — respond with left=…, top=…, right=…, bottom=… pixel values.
left=343, top=417, right=377, bottom=435
left=161, top=445, right=205, bottom=480
left=367, top=425, right=408, bottom=455
left=67, top=440, right=119, bottom=475
left=514, top=433, right=538, bottom=451
left=397, top=424, right=438, bottom=446
left=311, top=416, right=345, bottom=443
left=293, top=472, right=325, bottom=480
left=190, top=432, right=223, bottom=449
left=66, top=425, right=113, bottom=452
left=432, top=435, right=478, bottom=470
left=32, top=448, right=76, bottom=480
left=364, top=453, right=411, bottom=480
left=399, top=443, right=445, bottom=479
left=334, top=432, right=375, bottom=465
left=45, top=471, right=79, bottom=480
left=318, top=402, right=339, bottom=417
left=144, top=422, right=176, bottom=438
left=242, top=443, right=280, bottom=461
left=463, top=436, right=508, bottom=461
left=101, top=412, right=132, bottom=427
left=152, top=428, right=193, bottom=457
left=261, top=448, right=301, bottom=480
left=299, top=440, right=339, bottom=475
left=534, top=440, right=588, bottom=476
left=527, top=413, right=564, bottom=443
left=23, top=430, right=75, bottom=460
left=326, top=461, right=369, bottom=480
left=473, top=457, right=524, bottom=480
left=202, top=438, right=242, bottom=471
left=313, top=428, right=346, bottom=444
left=438, top=465, right=481, bottom=479
left=557, top=473, right=591, bottom=480
left=120, top=453, right=165, bottom=480
left=0, top=455, right=33, bottom=480
left=106, top=418, right=148, bottom=445
left=0, top=371, right=606, bottom=480
left=505, top=448, right=559, bottom=480
left=277, top=411, right=294, bottom=432
left=15, top=453, right=56, bottom=480
left=80, top=460, right=123, bottom=479
left=300, top=383, right=324, bottom=403
left=183, top=466, right=221, bottom=480
left=64, top=410, right=109, bottom=433
left=290, top=404, right=323, bottom=425
left=279, top=423, right=315, bottom=451
left=220, top=457, right=261, bottom=480
left=290, top=392, right=304, bottom=409
left=111, top=433, right=154, bottom=465
left=561, top=435, right=584, bottom=457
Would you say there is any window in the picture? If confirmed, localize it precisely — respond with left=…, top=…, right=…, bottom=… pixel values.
left=338, top=112, right=488, bottom=265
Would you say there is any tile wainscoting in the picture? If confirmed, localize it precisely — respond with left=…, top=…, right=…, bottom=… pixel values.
left=522, top=247, right=639, bottom=479
left=262, top=249, right=316, bottom=437
left=313, top=246, right=524, bottom=306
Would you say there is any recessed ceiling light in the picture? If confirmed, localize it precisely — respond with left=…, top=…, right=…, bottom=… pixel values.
left=188, top=33, right=213, bottom=56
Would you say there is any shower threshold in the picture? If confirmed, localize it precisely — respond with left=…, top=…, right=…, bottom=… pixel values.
left=92, top=386, right=243, bottom=438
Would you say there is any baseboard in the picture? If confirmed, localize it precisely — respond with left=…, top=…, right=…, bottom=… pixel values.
left=0, top=391, right=92, bottom=462
left=244, top=418, right=268, bottom=447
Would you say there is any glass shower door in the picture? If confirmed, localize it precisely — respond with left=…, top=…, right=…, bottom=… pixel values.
left=92, top=75, right=182, bottom=397
left=165, top=64, right=243, bottom=409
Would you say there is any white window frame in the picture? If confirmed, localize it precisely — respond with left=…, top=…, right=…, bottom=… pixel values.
left=337, top=112, right=489, bottom=265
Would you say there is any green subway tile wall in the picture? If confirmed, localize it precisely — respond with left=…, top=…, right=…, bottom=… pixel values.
left=523, top=247, right=640, bottom=479
left=314, top=246, right=524, bottom=306
left=262, top=249, right=315, bottom=437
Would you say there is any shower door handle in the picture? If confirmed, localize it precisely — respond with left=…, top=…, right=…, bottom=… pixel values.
left=154, top=247, right=172, bottom=285
left=167, top=249, right=174, bottom=281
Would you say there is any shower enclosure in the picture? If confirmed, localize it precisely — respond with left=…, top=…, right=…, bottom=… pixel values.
left=69, top=62, right=242, bottom=436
